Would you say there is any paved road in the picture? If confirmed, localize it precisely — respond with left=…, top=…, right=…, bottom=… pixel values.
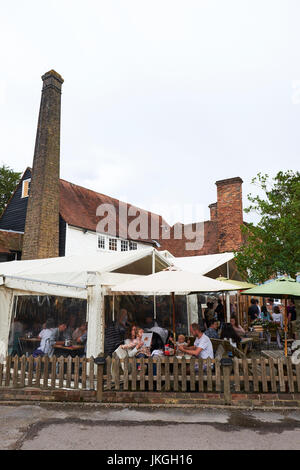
left=1, top=404, right=300, bottom=450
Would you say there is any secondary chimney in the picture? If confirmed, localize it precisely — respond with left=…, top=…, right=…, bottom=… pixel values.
left=208, top=202, right=218, bottom=222
left=215, top=177, right=243, bottom=253
left=22, top=70, right=64, bottom=260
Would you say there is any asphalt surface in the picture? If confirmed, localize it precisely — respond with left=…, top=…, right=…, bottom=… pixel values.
left=1, top=404, right=300, bottom=450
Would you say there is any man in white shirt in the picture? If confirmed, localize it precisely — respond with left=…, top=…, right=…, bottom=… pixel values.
left=177, top=323, right=214, bottom=360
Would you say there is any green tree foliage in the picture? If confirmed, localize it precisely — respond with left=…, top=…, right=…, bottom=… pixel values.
left=235, top=171, right=300, bottom=283
left=0, top=165, right=21, bottom=215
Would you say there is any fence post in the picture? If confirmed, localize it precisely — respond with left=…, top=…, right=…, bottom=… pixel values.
left=95, top=356, right=105, bottom=402
left=221, top=358, right=233, bottom=405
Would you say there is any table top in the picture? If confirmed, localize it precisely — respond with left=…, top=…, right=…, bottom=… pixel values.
left=240, top=338, right=253, bottom=344
left=20, top=337, right=40, bottom=342
left=54, top=344, right=84, bottom=351
left=261, top=350, right=285, bottom=359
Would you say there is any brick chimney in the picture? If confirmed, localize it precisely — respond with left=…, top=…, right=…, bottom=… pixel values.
left=208, top=202, right=218, bottom=222
left=22, top=70, right=64, bottom=260
left=215, top=177, right=243, bottom=253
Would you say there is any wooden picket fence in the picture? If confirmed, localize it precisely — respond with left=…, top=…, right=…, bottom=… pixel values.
left=0, top=355, right=96, bottom=391
left=106, top=356, right=300, bottom=394
left=1, top=355, right=300, bottom=396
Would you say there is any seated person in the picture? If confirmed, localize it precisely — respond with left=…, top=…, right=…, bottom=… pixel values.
left=135, top=328, right=151, bottom=358
left=60, top=314, right=77, bottom=341
left=205, top=320, right=219, bottom=339
left=177, top=323, right=214, bottom=360
left=72, top=322, right=87, bottom=341
left=220, top=323, right=241, bottom=348
left=121, top=325, right=138, bottom=350
left=150, top=331, right=165, bottom=357
left=77, top=329, right=87, bottom=355
left=172, top=334, right=189, bottom=356
left=230, top=315, right=245, bottom=338
left=33, top=318, right=67, bottom=357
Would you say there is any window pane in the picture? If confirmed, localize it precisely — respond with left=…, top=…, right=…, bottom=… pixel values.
left=129, top=241, right=137, bottom=250
left=109, top=238, right=117, bottom=251
left=98, top=235, right=105, bottom=250
left=121, top=240, right=129, bottom=251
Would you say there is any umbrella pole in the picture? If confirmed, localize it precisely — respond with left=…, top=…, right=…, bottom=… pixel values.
left=172, top=292, right=176, bottom=343
left=284, top=296, right=288, bottom=357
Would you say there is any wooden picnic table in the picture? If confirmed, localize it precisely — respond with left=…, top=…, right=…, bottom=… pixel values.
left=261, top=350, right=285, bottom=360
left=239, top=337, right=253, bottom=355
left=20, top=337, right=40, bottom=343
left=19, top=337, right=40, bottom=355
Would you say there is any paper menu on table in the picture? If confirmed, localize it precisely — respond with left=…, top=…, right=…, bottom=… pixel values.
left=141, top=332, right=153, bottom=348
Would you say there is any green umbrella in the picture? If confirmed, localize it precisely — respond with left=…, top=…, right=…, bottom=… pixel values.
left=216, top=277, right=256, bottom=290
left=242, top=276, right=300, bottom=356
left=241, top=276, right=300, bottom=298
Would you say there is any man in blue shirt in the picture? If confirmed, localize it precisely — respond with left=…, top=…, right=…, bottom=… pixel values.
left=205, top=320, right=219, bottom=339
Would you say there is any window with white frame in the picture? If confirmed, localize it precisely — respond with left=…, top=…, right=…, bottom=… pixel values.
left=98, top=235, right=106, bottom=250
left=129, top=241, right=137, bottom=251
left=21, top=179, right=31, bottom=198
left=109, top=237, right=118, bottom=251
left=121, top=240, right=129, bottom=251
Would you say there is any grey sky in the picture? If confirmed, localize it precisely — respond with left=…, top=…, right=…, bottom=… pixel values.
left=0, top=0, right=299, bottom=225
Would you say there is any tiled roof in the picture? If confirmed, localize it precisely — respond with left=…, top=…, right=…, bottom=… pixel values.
left=158, top=221, right=218, bottom=257
left=0, top=230, right=23, bottom=253
left=59, top=179, right=164, bottom=244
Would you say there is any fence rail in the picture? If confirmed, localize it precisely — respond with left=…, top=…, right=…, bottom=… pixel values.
left=0, top=355, right=96, bottom=391
left=1, top=355, right=300, bottom=399
left=107, top=356, right=300, bottom=395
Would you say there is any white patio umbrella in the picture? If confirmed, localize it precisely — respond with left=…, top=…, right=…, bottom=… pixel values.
left=111, top=268, right=237, bottom=339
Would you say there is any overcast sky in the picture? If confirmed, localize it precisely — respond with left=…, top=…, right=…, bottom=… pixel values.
left=0, top=0, right=299, bottom=225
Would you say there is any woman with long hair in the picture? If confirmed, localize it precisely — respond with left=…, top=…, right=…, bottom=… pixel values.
left=230, top=315, right=245, bottom=338
left=121, top=324, right=138, bottom=350
left=220, top=323, right=241, bottom=348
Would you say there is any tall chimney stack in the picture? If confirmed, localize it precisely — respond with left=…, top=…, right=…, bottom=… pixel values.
left=215, top=177, right=243, bottom=253
left=22, top=70, right=64, bottom=260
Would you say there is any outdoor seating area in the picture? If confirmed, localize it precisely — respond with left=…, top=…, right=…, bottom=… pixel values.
left=0, top=251, right=299, bottom=407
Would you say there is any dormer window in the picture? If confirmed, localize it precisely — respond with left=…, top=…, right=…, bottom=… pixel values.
left=21, top=179, right=31, bottom=198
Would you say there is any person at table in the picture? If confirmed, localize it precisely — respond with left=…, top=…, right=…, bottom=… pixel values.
left=177, top=323, right=214, bottom=360
left=76, top=328, right=88, bottom=355
left=230, top=315, right=245, bottom=338
left=121, top=325, right=138, bottom=351
left=59, top=314, right=77, bottom=341
left=248, top=298, right=259, bottom=322
left=72, top=322, right=87, bottom=342
left=33, top=318, right=67, bottom=357
left=205, top=319, right=219, bottom=339
left=173, top=334, right=189, bottom=356
left=220, top=323, right=241, bottom=348
left=135, top=328, right=151, bottom=358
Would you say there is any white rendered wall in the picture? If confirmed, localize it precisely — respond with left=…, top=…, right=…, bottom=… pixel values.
left=65, top=225, right=150, bottom=256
